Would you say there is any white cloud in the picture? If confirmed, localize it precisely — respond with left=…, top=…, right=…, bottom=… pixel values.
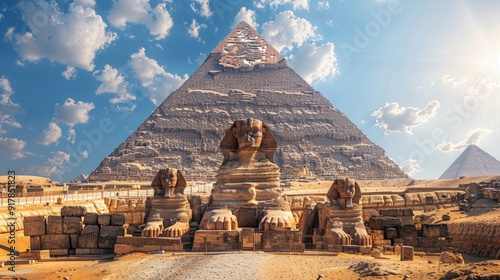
left=441, top=73, right=500, bottom=100
left=261, top=11, right=320, bottom=53
left=0, top=137, right=26, bottom=151
left=29, top=151, right=70, bottom=177
left=288, top=42, right=338, bottom=84
left=190, top=0, right=212, bottom=18
left=371, top=100, right=440, bottom=134
left=74, top=0, right=96, bottom=6
left=232, top=7, right=258, bottom=29
left=54, top=98, right=95, bottom=126
left=108, top=0, right=173, bottom=40
left=0, top=77, right=23, bottom=130
left=35, top=121, right=62, bottom=146
left=254, top=0, right=309, bottom=10
left=13, top=1, right=117, bottom=71
left=0, top=137, right=26, bottom=160
left=93, top=64, right=135, bottom=104
left=16, top=60, right=25, bottom=67
left=4, top=27, right=14, bottom=41
left=67, top=128, right=76, bottom=144
left=195, top=53, right=207, bottom=65
left=61, top=66, right=77, bottom=80
left=402, top=159, right=422, bottom=177
left=437, top=128, right=491, bottom=152
left=316, top=1, right=330, bottom=10
left=129, top=48, right=188, bottom=104
left=81, top=150, right=88, bottom=159
left=188, top=19, right=206, bottom=39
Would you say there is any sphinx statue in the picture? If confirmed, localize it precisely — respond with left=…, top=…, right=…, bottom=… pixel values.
left=200, top=118, right=296, bottom=231
left=142, top=168, right=192, bottom=237
left=323, top=178, right=372, bottom=246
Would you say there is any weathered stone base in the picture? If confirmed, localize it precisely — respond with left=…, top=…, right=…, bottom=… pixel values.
left=262, top=230, right=303, bottom=252
left=114, top=237, right=183, bottom=255
left=192, top=230, right=240, bottom=251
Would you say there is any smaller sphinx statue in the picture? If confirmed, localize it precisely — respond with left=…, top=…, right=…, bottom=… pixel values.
left=323, top=178, right=372, bottom=246
left=142, top=168, right=192, bottom=237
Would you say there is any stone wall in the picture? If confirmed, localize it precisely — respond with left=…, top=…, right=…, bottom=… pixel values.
left=192, top=230, right=240, bottom=251
left=23, top=206, right=125, bottom=257
left=368, top=208, right=452, bottom=254
left=448, top=223, right=500, bottom=259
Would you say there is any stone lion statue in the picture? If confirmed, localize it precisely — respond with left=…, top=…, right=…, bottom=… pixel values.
left=142, top=168, right=191, bottom=237
left=324, top=177, right=372, bottom=246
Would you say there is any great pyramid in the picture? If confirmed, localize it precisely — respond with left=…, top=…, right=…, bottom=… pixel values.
left=439, top=144, right=500, bottom=179
left=88, top=22, right=407, bottom=182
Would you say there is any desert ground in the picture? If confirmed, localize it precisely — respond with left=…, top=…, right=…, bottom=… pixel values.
left=3, top=250, right=500, bottom=280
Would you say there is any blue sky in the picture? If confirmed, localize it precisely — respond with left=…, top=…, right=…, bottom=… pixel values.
left=0, top=0, right=499, bottom=182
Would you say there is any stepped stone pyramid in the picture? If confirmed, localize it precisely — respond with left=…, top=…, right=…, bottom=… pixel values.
left=439, top=144, right=500, bottom=179
left=88, top=21, right=407, bottom=182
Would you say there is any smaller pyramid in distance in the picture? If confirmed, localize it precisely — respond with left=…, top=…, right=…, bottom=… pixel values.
left=439, top=144, right=500, bottom=179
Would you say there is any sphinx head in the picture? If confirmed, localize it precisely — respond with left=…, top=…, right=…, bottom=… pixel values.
left=327, top=178, right=361, bottom=210
left=220, top=118, right=277, bottom=164
left=160, top=168, right=179, bottom=189
left=151, top=168, right=186, bottom=198
left=232, top=118, right=264, bottom=151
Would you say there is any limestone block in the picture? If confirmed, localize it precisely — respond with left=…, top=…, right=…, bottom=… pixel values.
left=75, top=248, right=91, bottom=255
left=342, top=245, right=360, bottom=253
left=84, top=213, right=98, bottom=225
left=379, top=208, right=413, bottom=217
left=99, top=226, right=125, bottom=249
left=92, top=199, right=109, bottom=214
left=369, top=216, right=402, bottom=230
left=41, top=234, right=70, bottom=250
left=398, top=224, right=417, bottom=238
left=70, top=234, right=79, bottom=249
left=30, top=236, right=41, bottom=250
left=385, top=227, right=399, bottom=239
left=63, top=217, right=83, bottom=234
left=50, top=249, right=68, bottom=257
left=359, top=245, right=372, bottom=255
left=404, top=193, right=421, bottom=206
left=111, top=214, right=125, bottom=226
left=402, top=237, right=418, bottom=247
left=61, top=206, right=87, bottom=217
left=23, top=216, right=46, bottom=236
left=98, top=214, right=111, bottom=226
left=78, top=225, right=100, bottom=248
left=391, top=195, right=406, bottom=207
left=400, top=246, right=414, bottom=261
left=37, top=250, right=51, bottom=260
left=422, top=224, right=448, bottom=237
left=46, top=216, right=63, bottom=234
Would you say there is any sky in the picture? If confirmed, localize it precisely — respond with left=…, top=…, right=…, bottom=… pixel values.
left=0, top=0, right=499, bottom=182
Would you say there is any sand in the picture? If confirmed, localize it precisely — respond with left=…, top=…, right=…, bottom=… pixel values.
left=4, top=251, right=500, bottom=280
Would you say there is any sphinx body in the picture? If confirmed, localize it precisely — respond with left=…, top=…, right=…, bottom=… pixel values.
left=321, top=178, right=372, bottom=246
left=200, top=118, right=296, bottom=231
left=142, top=168, right=192, bottom=237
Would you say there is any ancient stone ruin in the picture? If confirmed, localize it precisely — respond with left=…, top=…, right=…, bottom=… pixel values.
left=23, top=206, right=126, bottom=257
